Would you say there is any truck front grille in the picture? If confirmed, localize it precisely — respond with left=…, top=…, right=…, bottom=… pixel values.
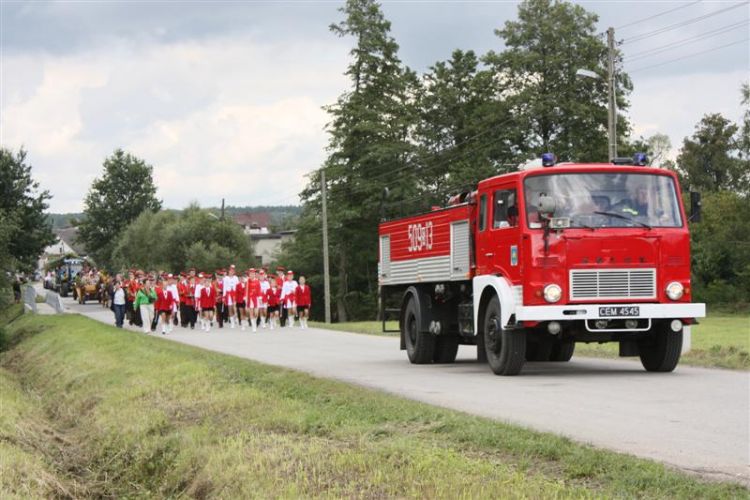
left=569, top=268, right=656, bottom=301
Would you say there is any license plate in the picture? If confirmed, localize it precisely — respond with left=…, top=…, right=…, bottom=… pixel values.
left=599, top=306, right=640, bottom=317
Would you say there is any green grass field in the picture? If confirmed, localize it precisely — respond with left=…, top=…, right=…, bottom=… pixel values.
left=312, top=314, right=749, bottom=370
left=0, top=311, right=747, bottom=498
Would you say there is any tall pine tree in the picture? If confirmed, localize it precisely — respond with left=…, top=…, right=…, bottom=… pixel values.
left=283, top=0, right=418, bottom=321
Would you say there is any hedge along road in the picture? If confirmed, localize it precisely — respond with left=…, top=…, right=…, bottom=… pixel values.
left=63, top=297, right=749, bottom=486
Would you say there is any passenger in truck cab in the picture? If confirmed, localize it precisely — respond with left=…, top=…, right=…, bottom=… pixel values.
left=615, top=184, right=650, bottom=218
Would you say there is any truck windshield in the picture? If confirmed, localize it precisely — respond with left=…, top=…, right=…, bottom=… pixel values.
left=524, top=172, right=683, bottom=229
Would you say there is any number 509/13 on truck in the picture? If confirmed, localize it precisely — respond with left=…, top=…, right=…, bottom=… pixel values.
left=378, top=154, right=705, bottom=375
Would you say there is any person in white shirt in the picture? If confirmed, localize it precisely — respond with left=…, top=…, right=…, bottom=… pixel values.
left=281, top=270, right=299, bottom=328
left=223, top=264, right=240, bottom=329
left=194, top=274, right=204, bottom=329
left=112, top=280, right=127, bottom=328
left=259, top=270, right=270, bottom=328
left=166, top=274, right=180, bottom=332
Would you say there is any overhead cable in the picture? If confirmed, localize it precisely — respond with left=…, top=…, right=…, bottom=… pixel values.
left=622, top=2, right=748, bottom=44
left=616, top=0, right=703, bottom=30
left=628, top=37, right=749, bottom=73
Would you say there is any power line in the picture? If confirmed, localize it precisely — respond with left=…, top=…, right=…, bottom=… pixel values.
left=628, top=37, right=749, bottom=73
left=318, top=113, right=522, bottom=193
left=622, top=2, right=748, bottom=45
left=625, top=19, right=749, bottom=61
left=615, top=0, right=703, bottom=30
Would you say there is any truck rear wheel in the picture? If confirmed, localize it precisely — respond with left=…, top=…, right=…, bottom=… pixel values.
left=403, top=296, right=435, bottom=364
left=526, top=338, right=553, bottom=361
left=433, top=336, right=459, bottom=363
left=483, top=296, right=525, bottom=376
left=639, top=324, right=682, bottom=372
left=550, top=340, right=575, bottom=362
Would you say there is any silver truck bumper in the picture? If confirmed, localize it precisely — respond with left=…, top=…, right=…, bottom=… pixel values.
left=515, top=303, right=706, bottom=321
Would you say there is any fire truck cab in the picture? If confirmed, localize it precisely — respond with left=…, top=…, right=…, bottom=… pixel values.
left=378, top=154, right=705, bottom=375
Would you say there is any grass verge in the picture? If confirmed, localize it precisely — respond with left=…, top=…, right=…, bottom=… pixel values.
left=1, top=312, right=747, bottom=498
left=309, top=320, right=399, bottom=336
left=312, top=315, right=749, bottom=370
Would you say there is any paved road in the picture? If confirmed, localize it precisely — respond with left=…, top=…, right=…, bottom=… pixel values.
left=60, top=296, right=749, bottom=485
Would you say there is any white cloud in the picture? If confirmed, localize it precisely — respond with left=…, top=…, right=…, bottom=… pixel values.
left=1, top=34, right=348, bottom=211
left=628, top=70, right=747, bottom=159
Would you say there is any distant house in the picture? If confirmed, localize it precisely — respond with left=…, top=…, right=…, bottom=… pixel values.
left=233, top=212, right=272, bottom=235
left=38, top=227, right=87, bottom=269
left=251, top=230, right=296, bottom=266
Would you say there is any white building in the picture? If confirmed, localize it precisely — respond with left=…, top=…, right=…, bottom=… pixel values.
left=251, top=230, right=296, bottom=266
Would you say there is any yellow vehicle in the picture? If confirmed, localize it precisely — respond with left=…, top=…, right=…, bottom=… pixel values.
left=76, top=273, right=100, bottom=304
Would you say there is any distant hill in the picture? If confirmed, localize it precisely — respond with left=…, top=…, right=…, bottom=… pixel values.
left=46, top=205, right=301, bottom=231
left=47, top=213, right=85, bottom=229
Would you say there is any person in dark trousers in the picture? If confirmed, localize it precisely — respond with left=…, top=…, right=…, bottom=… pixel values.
left=12, top=277, right=22, bottom=304
left=112, top=280, right=127, bottom=328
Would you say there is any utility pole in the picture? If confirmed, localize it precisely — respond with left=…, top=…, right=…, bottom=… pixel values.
left=220, top=198, right=225, bottom=221
left=607, top=27, right=617, bottom=161
left=320, top=169, right=331, bottom=323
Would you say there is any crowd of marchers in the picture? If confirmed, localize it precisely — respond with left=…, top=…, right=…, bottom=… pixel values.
left=108, top=265, right=311, bottom=334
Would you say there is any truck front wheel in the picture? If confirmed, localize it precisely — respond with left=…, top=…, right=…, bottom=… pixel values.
left=483, top=296, right=525, bottom=376
left=403, top=296, right=435, bottom=364
left=639, top=323, right=682, bottom=372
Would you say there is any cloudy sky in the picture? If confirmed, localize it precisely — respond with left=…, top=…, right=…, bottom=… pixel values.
left=1, top=1, right=748, bottom=212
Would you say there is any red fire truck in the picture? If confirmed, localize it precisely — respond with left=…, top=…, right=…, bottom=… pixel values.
left=378, top=154, right=705, bottom=375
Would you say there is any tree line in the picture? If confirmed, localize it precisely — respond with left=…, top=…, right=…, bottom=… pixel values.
left=279, top=0, right=750, bottom=321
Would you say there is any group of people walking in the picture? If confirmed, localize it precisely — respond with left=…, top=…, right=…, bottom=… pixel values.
left=110, top=265, right=311, bottom=334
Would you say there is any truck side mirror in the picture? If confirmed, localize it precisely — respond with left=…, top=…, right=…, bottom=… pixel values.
left=537, top=195, right=556, bottom=216
left=690, top=192, right=702, bottom=223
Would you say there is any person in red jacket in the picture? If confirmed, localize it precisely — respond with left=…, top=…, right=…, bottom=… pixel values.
left=154, top=277, right=176, bottom=335
left=295, top=275, right=312, bottom=329
left=235, top=272, right=246, bottom=330
left=245, top=268, right=262, bottom=332
left=199, top=274, right=216, bottom=331
left=179, top=274, right=197, bottom=329
left=265, top=278, right=282, bottom=330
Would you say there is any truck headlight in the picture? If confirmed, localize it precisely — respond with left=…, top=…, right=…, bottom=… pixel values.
left=543, top=284, right=562, bottom=303
left=665, top=281, right=684, bottom=301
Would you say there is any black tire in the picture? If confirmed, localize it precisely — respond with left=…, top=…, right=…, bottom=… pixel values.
left=402, top=296, right=435, bottom=364
left=550, top=340, right=575, bottom=362
left=526, top=339, right=554, bottom=361
left=433, top=336, right=459, bottom=363
left=639, top=324, right=682, bottom=372
left=483, top=296, right=525, bottom=376
left=477, top=332, right=487, bottom=363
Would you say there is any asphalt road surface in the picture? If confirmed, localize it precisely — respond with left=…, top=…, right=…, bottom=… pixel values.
left=61, top=296, right=749, bottom=485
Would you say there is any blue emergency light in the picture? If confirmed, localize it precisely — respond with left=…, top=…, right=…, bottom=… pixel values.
left=632, top=152, right=648, bottom=166
left=541, top=153, right=556, bottom=167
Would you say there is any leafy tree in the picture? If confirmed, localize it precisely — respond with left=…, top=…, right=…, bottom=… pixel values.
left=676, top=113, right=747, bottom=194
left=0, top=148, right=55, bottom=271
left=691, top=191, right=750, bottom=305
left=484, top=0, right=632, bottom=163
left=739, top=82, right=750, bottom=160
left=112, top=204, right=255, bottom=272
left=78, top=149, right=162, bottom=268
left=414, top=50, right=516, bottom=195
left=284, top=0, right=418, bottom=321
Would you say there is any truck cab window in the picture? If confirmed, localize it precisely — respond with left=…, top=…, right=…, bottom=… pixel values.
left=478, top=194, right=487, bottom=232
left=493, top=189, right=518, bottom=229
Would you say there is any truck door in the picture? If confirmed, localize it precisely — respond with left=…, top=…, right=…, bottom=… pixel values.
left=476, top=185, right=522, bottom=280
